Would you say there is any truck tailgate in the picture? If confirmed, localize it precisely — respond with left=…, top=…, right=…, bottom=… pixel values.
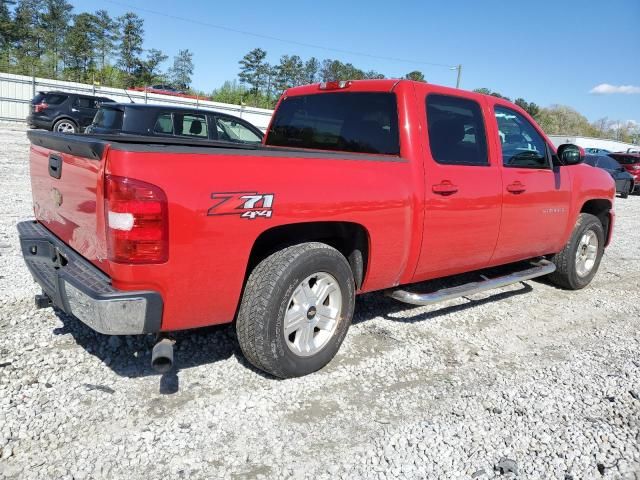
left=27, top=130, right=109, bottom=273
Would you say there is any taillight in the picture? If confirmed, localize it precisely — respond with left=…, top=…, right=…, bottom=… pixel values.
left=105, top=175, right=168, bottom=264
left=34, top=103, right=48, bottom=113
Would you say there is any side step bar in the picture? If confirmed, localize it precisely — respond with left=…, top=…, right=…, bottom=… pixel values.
left=386, top=259, right=556, bottom=306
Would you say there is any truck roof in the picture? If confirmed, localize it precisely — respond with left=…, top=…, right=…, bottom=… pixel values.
left=283, top=79, right=494, bottom=103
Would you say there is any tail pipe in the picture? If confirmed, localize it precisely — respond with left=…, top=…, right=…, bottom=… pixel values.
left=151, top=337, right=174, bottom=373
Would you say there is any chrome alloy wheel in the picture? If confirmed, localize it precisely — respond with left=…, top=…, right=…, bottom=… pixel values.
left=55, top=121, right=75, bottom=133
left=575, top=230, right=598, bottom=277
left=283, top=272, right=342, bottom=357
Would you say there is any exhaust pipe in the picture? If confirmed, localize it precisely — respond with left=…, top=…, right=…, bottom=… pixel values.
left=151, top=337, right=174, bottom=373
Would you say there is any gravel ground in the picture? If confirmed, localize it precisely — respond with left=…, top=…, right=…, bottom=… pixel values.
left=0, top=125, right=638, bottom=480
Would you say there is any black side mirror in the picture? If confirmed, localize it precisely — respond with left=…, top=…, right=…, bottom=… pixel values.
left=557, top=143, right=585, bottom=166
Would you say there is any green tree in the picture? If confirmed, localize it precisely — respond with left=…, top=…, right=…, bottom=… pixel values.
left=404, top=70, right=426, bottom=82
left=536, top=105, right=596, bottom=136
left=135, top=48, right=167, bottom=85
left=94, top=9, right=117, bottom=81
left=364, top=70, right=385, bottom=79
left=274, top=54, right=304, bottom=93
left=117, top=11, right=144, bottom=84
left=0, top=0, right=17, bottom=56
left=303, top=57, right=319, bottom=84
left=514, top=98, right=540, bottom=119
left=169, top=48, right=193, bottom=89
left=12, top=0, right=45, bottom=74
left=238, top=48, right=268, bottom=94
left=63, top=12, right=98, bottom=82
left=41, top=0, right=72, bottom=76
left=473, top=87, right=511, bottom=101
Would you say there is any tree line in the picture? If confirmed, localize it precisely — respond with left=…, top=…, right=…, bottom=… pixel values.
left=0, top=0, right=194, bottom=88
left=473, top=88, right=639, bottom=145
left=231, top=47, right=425, bottom=108
left=0, top=4, right=636, bottom=144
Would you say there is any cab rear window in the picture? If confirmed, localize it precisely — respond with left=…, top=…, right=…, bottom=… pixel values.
left=266, top=92, right=399, bottom=155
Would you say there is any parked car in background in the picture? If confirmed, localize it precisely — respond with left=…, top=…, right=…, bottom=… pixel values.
left=608, top=153, right=640, bottom=193
left=27, top=91, right=114, bottom=133
left=145, top=84, right=186, bottom=95
left=127, top=84, right=196, bottom=99
left=584, top=155, right=634, bottom=198
left=85, top=103, right=264, bottom=145
left=584, top=147, right=610, bottom=154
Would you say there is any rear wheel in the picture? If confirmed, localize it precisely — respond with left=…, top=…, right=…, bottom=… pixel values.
left=547, top=213, right=605, bottom=290
left=236, top=242, right=355, bottom=378
left=53, top=119, right=77, bottom=134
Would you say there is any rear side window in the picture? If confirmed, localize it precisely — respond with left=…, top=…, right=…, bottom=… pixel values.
left=93, top=108, right=123, bottom=130
left=426, top=94, right=488, bottom=166
left=175, top=113, right=208, bottom=138
left=266, top=92, right=399, bottom=155
left=154, top=113, right=174, bottom=134
left=75, top=97, right=97, bottom=108
left=33, top=93, right=67, bottom=105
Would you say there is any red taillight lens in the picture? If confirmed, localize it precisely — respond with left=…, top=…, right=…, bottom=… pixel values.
left=105, top=175, right=168, bottom=264
left=34, top=103, right=48, bottom=113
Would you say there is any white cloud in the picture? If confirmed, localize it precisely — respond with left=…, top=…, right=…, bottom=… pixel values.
left=590, top=83, right=640, bottom=95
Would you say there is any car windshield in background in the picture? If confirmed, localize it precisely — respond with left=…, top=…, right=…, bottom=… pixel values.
left=93, top=108, right=124, bottom=130
left=266, top=92, right=400, bottom=155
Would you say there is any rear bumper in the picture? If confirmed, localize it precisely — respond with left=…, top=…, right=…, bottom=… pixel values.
left=17, top=221, right=163, bottom=335
left=26, top=115, right=52, bottom=130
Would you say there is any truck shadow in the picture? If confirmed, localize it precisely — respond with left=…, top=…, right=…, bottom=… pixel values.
left=353, top=282, right=534, bottom=325
left=52, top=309, right=241, bottom=386
left=51, top=264, right=540, bottom=387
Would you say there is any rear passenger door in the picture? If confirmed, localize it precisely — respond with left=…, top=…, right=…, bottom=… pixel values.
left=490, top=104, right=571, bottom=263
left=73, top=96, right=100, bottom=127
left=413, top=92, right=502, bottom=281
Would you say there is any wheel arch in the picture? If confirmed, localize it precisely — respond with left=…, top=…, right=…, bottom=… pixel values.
left=52, top=116, right=78, bottom=130
left=580, top=198, right=613, bottom=246
left=246, top=221, right=370, bottom=290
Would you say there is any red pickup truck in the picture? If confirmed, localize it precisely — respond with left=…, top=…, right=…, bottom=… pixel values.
left=18, top=80, right=615, bottom=378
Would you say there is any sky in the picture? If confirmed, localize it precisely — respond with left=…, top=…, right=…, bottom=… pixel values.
left=70, top=0, right=640, bottom=123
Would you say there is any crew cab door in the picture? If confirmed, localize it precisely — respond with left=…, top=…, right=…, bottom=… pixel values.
left=413, top=91, right=502, bottom=281
left=489, top=104, right=571, bottom=263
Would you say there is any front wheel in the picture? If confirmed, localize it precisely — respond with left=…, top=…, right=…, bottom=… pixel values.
left=236, top=242, right=355, bottom=378
left=547, top=213, right=605, bottom=290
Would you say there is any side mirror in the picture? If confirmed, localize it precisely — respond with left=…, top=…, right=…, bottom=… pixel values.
left=557, top=143, right=585, bottom=165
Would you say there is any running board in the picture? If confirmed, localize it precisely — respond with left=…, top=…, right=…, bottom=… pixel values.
left=386, top=259, right=556, bottom=306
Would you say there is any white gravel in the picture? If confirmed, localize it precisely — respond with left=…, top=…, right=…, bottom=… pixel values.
left=0, top=126, right=638, bottom=480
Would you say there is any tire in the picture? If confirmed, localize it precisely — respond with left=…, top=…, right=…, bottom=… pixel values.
left=547, top=213, right=605, bottom=290
left=236, top=242, right=355, bottom=378
left=620, top=190, right=629, bottom=199
left=52, top=119, right=77, bottom=134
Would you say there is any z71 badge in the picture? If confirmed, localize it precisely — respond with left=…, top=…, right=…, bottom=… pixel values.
left=207, top=192, right=274, bottom=219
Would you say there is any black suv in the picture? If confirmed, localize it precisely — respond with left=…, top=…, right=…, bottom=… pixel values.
left=85, top=103, right=264, bottom=144
left=27, top=91, right=115, bottom=133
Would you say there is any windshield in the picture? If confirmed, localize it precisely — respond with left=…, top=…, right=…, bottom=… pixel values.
left=266, top=92, right=399, bottom=155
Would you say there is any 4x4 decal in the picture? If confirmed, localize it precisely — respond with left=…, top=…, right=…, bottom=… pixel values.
left=207, top=192, right=274, bottom=219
